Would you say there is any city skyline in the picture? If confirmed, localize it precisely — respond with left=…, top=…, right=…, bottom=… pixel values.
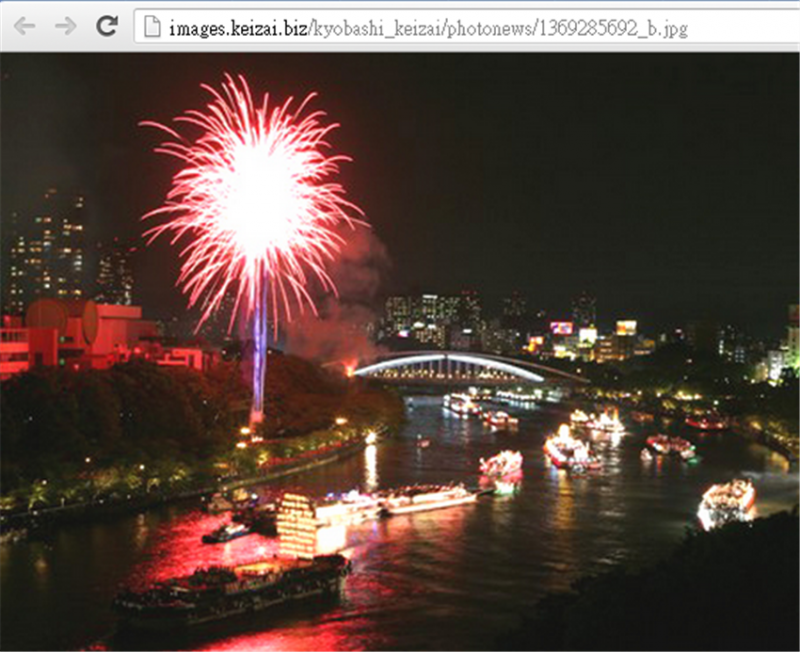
left=1, top=54, right=798, bottom=339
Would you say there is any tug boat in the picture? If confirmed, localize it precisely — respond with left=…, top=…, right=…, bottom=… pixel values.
left=686, top=415, right=729, bottom=431
left=483, top=411, right=519, bottom=429
left=697, top=479, right=756, bottom=531
left=378, top=484, right=478, bottom=516
left=479, top=450, right=523, bottom=477
left=544, top=425, right=602, bottom=472
left=443, top=393, right=482, bottom=417
left=202, top=522, right=252, bottom=544
left=113, top=554, right=351, bottom=631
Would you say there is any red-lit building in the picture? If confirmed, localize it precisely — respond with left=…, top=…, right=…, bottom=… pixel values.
left=0, top=299, right=212, bottom=379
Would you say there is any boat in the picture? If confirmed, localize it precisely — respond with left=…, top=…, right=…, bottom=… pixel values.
left=686, top=415, right=729, bottom=431
left=202, top=522, right=252, bottom=544
left=203, top=493, right=234, bottom=514
left=233, top=503, right=279, bottom=536
left=640, top=448, right=653, bottom=461
left=669, top=437, right=696, bottom=460
left=378, top=484, right=478, bottom=516
left=113, top=554, right=351, bottom=631
left=313, top=490, right=383, bottom=528
left=204, top=489, right=259, bottom=514
left=416, top=434, right=431, bottom=448
left=586, top=409, right=625, bottom=434
left=483, top=411, right=519, bottom=429
left=646, top=434, right=672, bottom=455
left=479, top=450, right=523, bottom=477
left=646, top=435, right=696, bottom=460
left=631, top=411, right=655, bottom=424
left=697, top=479, right=756, bottom=531
left=569, top=409, right=591, bottom=426
left=443, top=393, right=482, bottom=417
left=544, top=425, right=602, bottom=471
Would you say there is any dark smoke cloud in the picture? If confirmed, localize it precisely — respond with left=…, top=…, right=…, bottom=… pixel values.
left=284, top=226, right=390, bottom=366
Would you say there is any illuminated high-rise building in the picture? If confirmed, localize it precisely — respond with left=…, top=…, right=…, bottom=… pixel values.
left=6, top=189, right=85, bottom=314
left=459, top=289, right=482, bottom=329
left=385, top=295, right=413, bottom=334
left=786, top=304, right=799, bottom=370
left=96, top=238, right=136, bottom=306
left=384, top=293, right=460, bottom=342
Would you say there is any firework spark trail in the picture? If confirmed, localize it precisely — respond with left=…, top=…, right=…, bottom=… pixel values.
left=142, top=74, right=363, bottom=420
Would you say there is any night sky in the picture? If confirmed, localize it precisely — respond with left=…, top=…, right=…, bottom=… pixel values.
left=1, top=53, right=797, bottom=337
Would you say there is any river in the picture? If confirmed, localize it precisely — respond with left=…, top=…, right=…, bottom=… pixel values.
left=1, top=396, right=797, bottom=651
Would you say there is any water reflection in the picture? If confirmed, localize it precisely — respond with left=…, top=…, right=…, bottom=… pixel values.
left=1, top=396, right=798, bottom=652
left=364, top=445, right=378, bottom=493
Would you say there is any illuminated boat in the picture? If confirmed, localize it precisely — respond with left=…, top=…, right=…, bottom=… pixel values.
left=479, top=450, right=523, bottom=477
left=544, top=425, right=602, bottom=471
left=646, top=435, right=696, bottom=460
left=631, top=411, right=655, bottom=424
left=443, top=393, right=482, bottom=417
left=378, top=484, right=478, bottom=515
left=113, top=554, right=351, bottom=631
left=686, top=415, right=729, bottom=431
left=586, top=409, right=625, bottom=434
left=204, top=489, right=259, bottom=514
left=669, top=436, right=696, bottom=460
left=313, top=490, right=382, bottom=527
left=202, top=522, right=252, bottom=544
left=569, top=409, right=591, bottom=426
left=640, top=448, right=654, bottom=461
left=483, top=411, right=519, bottom=429
left=697, top=479, right=756, bottom=531
left=646, top=434, right=672, bottom=455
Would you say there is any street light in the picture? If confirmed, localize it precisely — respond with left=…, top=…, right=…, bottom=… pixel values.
left=240, top=427, right=252, bottom=436
left=335, top=417, right=348, bottom=426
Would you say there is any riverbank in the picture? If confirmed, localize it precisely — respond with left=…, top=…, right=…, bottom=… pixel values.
left=0, top=429, right=383, bottom=540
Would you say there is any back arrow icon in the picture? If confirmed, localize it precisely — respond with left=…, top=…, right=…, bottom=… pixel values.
left=14, top=17, right=36, bottom=35
left=56, top=17, right=77, bottom=35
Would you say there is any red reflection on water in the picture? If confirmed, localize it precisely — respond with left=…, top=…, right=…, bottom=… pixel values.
left=193, top=619, right=378, bottom=652
left=129, top=511, right=280, bottom=589
left=121, top=491, right=473, bottom=651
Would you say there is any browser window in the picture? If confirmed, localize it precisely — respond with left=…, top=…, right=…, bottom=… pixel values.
left=1, top=0, right=799, bottom=651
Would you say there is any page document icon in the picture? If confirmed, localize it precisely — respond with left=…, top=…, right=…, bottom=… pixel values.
left=144, top=15, right=161, bottom=38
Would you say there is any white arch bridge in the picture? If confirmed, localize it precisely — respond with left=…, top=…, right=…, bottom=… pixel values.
left=352, top=351, right=587, bottom=386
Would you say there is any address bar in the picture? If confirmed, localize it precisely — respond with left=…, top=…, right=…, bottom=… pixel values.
left=134, top=8, right=798, bottom=44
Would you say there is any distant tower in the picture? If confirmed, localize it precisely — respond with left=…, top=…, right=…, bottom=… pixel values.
left=572, top=292, right=596, bottom=328
left=6, top=188, right=85, bottom=314
left=96, top=238, right=136, bottom=305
